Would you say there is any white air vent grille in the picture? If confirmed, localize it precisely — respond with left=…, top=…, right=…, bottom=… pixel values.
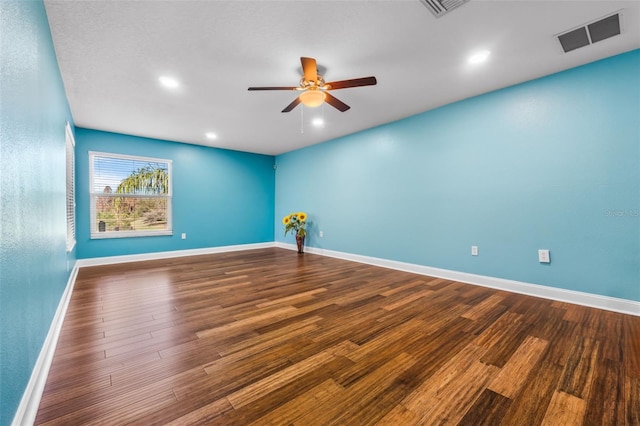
left=557, top=12, right=622, bottom=53
left=419, top=0, right=470, bottom=18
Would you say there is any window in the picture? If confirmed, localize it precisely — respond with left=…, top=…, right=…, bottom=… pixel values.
left=89, top=152, right=172, bottom=239
left=65, top=122, right=76, bottom=251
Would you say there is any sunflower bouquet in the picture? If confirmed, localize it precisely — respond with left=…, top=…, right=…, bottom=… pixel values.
left=282, top=212, right=307, bottom=237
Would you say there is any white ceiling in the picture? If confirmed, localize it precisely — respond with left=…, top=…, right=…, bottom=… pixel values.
left=44, top=0, right=640, bottom=156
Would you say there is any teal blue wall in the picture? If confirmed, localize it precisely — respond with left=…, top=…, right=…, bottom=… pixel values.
left=276, top=50, right=640, bottom=302
left=74, top=129, right=275, bottom=259
left=0, top=1, right=76, bottom=424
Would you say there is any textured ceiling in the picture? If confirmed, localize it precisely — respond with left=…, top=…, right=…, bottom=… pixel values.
left=44, top=0, right=640, bottom=155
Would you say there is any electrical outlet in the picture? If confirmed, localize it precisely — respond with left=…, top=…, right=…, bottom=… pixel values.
left=538, top=249, right=550, bottom=263
left=319, top=231, right=324, bottom=238
left=471, top=246, right=478, bottom=256
left=181, top=233, right=186, bottom=240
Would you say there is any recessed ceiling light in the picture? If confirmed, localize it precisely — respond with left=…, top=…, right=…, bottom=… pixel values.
left=468, top=50, right=491, bottom=64
left=159, top=76, right=179, bottom=89
left=205, top=132, right=217, bottom=140
left=312, top=118, right=324, bottom=127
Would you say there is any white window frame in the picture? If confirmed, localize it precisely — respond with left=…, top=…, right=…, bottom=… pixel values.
left=89, top=151, right=173, bottom=239
left=65, top=122, right=76, bottom=252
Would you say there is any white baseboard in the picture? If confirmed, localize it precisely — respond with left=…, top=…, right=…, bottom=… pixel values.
left=12, top=264, right=79, bottom=426
left=276, top=242, right=640, bottom=317
left=76, top=242, right=275, bottom=267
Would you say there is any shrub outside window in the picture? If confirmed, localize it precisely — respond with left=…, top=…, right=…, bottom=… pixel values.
left=89, top=152, right=172, bottom=239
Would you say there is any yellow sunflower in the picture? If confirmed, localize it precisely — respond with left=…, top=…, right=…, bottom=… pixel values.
left=297, top=212, right=307, bottom=222
left=282, top=215, right=291, bottom=225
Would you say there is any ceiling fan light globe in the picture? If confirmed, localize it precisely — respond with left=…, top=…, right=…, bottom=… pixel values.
left=300, top=90, right=326, bottom=107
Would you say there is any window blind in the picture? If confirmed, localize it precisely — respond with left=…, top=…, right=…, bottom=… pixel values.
left=89, top=152, right=172, bottom=238
left=65, top=123, right=76, bottom=252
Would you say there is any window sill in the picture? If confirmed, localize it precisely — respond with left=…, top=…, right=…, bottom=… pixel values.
left=91, top=230, right=173, bottom=239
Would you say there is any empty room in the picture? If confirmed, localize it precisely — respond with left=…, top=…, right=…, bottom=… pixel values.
left=1, top=0, right=639, bottom=425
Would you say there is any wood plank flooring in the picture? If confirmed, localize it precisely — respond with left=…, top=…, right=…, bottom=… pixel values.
left=35, top=248, right=640, bottom=425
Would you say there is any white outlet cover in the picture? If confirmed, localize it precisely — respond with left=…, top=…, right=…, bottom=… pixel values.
left=471, top=246, right=478, bottom=256
left=538, top=249, right=550, bottom=263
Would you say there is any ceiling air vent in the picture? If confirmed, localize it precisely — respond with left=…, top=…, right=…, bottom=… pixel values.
left=419, top=0, right=470, bottom=18
left=557, top=12, right=622, bottom=53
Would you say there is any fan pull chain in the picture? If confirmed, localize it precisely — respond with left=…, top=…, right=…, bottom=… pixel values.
left=300, top=105, right=304, bottom=134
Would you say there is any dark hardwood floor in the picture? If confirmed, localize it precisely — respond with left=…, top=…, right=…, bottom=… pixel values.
left=35, top=248, right=639, bottom=425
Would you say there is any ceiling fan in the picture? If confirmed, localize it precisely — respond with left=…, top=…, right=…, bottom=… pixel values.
left=248, top=57, right=377, bottom=113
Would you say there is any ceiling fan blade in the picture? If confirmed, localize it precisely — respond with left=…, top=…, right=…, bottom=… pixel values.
left=248, top=86, right=298, bottom=91
left=325, top=76, right=377, bottom=90
left=281, top=97, right=302, bottom=113
left=301, top=57, right=317, bottom=83
left=324, top=93, right=350, bottom=112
